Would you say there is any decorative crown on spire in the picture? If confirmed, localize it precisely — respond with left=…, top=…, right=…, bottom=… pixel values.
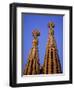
left=48, top=22, right=55, bottom=36
left=32, top=30, right=40, bottom=47
left=32, top=29, right=40, bottom=38
left=48, top=22, right=55, bottom=29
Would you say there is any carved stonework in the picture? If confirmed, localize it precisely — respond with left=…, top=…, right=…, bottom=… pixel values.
left=24, top=30, right=40, bottom=75
left=42, top=22, right=62, bottom=74
left=24, top=22, right=62, bottom=75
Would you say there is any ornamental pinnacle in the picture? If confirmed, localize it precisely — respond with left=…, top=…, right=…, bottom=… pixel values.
left=42, top=22, right=62, bottom=74
left=24, top=30, right=40, bottom=75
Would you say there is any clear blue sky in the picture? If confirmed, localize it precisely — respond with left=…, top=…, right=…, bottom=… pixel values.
left=22, top=13, right=63, bottom=72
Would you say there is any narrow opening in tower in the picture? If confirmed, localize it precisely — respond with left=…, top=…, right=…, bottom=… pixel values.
left=51, top=50, right=53, bottom=73
left=51, top=51, right=53, bottom=60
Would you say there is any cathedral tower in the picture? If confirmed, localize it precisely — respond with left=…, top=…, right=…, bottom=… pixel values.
left=24, top=30, right=40, bottom=75
left=42, top=22, right=62, bottom=74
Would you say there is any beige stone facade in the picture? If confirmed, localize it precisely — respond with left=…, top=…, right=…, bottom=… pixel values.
left=24, top=30, right=40, bottom=75
left=42, top=22, right=62, bottom=74
left=24, top=22, right=62, bottom=75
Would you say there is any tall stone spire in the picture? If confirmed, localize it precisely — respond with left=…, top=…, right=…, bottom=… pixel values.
left=42, top=22, right=62, bottom=74
left=24, top=30, right=40, bottom=75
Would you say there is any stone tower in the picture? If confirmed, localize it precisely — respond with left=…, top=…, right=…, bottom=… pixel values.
left=42, top=22, right=62, bottom=74
left=24, top=30, right=40, bottom=75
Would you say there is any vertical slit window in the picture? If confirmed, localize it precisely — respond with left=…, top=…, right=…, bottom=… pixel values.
left=51, top=51, right=53, bottom=60
left=51, top=50, right=53, bottom=73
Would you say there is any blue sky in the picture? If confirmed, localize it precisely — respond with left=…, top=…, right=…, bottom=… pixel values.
left=22, top=13, right=63, bottom=72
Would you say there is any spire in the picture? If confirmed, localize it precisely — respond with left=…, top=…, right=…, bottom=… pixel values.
left=42, top=22, right=62, bottom=74
left=24, top=30, right=40, bottom=75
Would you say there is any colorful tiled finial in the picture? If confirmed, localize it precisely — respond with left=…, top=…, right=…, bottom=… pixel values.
left=48, top=22, right=55, bottom=36
left=32, top=29, right=40, bottom=38
left=48, top=22, right=55, bottom=29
